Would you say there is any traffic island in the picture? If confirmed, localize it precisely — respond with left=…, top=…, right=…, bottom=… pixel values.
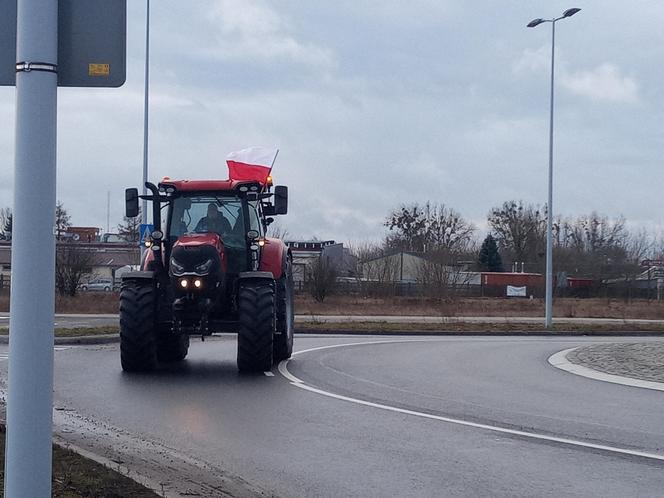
left=566, top=342, right=664, bottom=383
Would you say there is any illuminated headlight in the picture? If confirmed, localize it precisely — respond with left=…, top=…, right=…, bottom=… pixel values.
left=171, top=258, right=186, bottom=276
left=194, top=258, right=214, bottom=275
left=180, top=278, right=188, bottom=288
left=193, top=279, right=202, bottom=289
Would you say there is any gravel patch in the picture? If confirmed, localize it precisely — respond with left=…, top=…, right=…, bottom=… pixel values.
left=567, top=343, right=664, bottom=383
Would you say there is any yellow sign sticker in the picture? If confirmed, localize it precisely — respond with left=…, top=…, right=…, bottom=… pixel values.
left=88, top=64, right=110, bottom=77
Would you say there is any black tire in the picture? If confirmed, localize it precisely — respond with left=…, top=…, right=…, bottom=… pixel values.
left=158, top=333, right=190, bottom=362
left=104, top=286, right=111, bottom=292
left=120, top=280, right=158, bottom=372
left=81, top=285, right=88, bottom=292
left=273, top=258, right=294, bottom=362
left=237, top=279, right=275, bottom=372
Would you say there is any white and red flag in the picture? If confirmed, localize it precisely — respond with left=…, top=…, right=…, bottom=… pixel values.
left=226, top=146, right=279, bottom=184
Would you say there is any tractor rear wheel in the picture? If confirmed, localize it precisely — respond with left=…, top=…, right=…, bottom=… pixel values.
left=237, top=279, right=275, bottom=372
left=273, top=259, right=294, bottom=362
left=120, top=280, right=158, bottom=372
left=158, top=333, right=190, bottom=362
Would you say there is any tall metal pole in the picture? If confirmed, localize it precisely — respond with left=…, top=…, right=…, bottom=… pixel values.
left=5, top=0, right=58, bottom=495
left=545, top=20, right=556, bottom=328
left=141, top=0, right=150, bottom=228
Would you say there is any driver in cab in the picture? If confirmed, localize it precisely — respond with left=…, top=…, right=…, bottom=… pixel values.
left=195, top=203, right=232, bottom=235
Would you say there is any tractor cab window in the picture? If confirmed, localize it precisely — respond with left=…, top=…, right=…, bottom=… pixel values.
left=170, top=195, right=247, bottom=248
left=247, top=201, right=262, bottom=235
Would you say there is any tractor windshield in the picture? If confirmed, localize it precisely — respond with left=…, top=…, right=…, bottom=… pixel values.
left=169, top=194, right=258, bottom=249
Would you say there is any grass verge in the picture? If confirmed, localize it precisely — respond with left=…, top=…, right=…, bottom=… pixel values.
left=0, top=426, right=158, bottom=497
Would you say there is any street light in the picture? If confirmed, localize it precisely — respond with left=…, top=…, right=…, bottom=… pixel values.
left=142, top=0, right=150, bottom=237
left=527, top=8, right=581, bottom=329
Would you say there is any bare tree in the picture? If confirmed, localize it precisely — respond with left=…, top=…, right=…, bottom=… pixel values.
left=385, top=202, right=475, bottom=252
left=55, top=201, right=71, bottom=241
left=117, top=207, right=141, bottom=243
left=488, top=200, right=546, bottom=270
left=552, top=213, right=636, bottom=279
left=55, top=243, right=94, bottom=296
left=307, top=256, right=337, bottom=302
left=0, top=207, right=11, bottom=239
left=267, top=220, right=289, bottom=240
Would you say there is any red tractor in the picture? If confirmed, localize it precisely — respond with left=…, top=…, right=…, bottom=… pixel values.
left=120, top=174, right=293, bottom=372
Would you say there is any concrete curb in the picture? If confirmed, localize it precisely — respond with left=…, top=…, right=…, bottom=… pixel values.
left=295, top=328, right=664, bottom=337
left=549, top=347, right=664, bottom=392
left=0, top=334, right=119, bottom=345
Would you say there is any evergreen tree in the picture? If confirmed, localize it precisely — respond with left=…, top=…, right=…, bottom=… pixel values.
left=478, top=234, right=503, bottom=272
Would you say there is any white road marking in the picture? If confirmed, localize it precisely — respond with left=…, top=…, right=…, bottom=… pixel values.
left=279, top=339, right=664, bottom=463
left=549, top=348, right=664, bottom=392
left=263, top=371, right=274, bottom=377
left=0, top=346, right=70, bottom=361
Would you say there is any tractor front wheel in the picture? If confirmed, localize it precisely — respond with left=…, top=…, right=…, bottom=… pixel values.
left=158, top=333, right=190, bottom=363
left=120, top=280, right=158, bottom=372
left=237, top=279, right=275, bottom=372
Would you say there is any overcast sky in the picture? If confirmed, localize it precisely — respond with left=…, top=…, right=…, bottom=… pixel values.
left=1, top=0, right=663, bottom=244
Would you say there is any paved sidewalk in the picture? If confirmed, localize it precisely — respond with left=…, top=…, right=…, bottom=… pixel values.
left=567, top=343, right=664, bottom=384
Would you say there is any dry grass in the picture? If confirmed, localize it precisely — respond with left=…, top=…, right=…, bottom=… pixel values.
left=0, top=427, right=158, bottom=497
left=296, top=295, right=664, bottom=320
left=3, top=290, right=664, bottom=320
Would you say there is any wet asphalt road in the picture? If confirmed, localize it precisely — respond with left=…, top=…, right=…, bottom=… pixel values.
left=1, top=335, right=664, bottom=497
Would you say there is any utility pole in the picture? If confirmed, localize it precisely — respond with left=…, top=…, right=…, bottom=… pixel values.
left=5, top=0, right=58, bottom=495
left=142, top=0, right=150, bottom=229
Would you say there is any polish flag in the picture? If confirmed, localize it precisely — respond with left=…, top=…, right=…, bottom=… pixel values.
left=226, top=146, right=279, bottom=184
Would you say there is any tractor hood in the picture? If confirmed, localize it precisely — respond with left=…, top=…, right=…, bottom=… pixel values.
left=175, top=232, right=224, bottom=249
left=170, top=233, right=227, bottom=276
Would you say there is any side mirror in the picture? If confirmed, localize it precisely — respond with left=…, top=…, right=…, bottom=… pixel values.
left=274, top=185, right=288, bottom=215
left=125, top=188, right=139, bottom=218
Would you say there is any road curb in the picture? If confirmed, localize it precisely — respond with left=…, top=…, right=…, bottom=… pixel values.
left=0, top=334, right=119, bottom=345
left=295, top=328, right=664, bottom=336
left=548, top=347, right=664, bottom=392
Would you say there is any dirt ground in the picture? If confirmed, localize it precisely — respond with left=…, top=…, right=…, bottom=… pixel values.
left=3, top=290, right=664, bottom=320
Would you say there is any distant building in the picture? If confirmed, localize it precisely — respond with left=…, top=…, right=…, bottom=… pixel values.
left=285, top=240, right=356, bottom=282
left=62, top=226, right=101, bottom=243
left=0, top=240, right=139, bottom=286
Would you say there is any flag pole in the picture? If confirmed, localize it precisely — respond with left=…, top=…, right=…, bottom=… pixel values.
left=270, top=149, right=280, bottom=169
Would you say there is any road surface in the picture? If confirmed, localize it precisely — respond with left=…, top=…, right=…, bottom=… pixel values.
left=1, top=335, right=663, bottom=497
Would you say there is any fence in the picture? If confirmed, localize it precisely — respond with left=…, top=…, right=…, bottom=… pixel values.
left=294, top=277, right=663, bottom=301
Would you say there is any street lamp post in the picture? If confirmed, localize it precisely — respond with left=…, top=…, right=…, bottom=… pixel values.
left=142, top=0, right=150, bottom=233
left=527, top=8, right=581, bottom=329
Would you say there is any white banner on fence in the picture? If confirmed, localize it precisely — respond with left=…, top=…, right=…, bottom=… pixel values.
left=506, top=285, right=527, bottom=297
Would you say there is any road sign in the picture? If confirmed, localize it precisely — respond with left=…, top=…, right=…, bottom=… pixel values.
left=139, top=223, right=154, bottom=245
left=0, top=0, right=126, bottom=87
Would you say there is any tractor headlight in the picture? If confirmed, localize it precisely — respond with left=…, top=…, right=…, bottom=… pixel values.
left=171, top=258, right=186, bottom=276
left=194, top=258, right=214, bottom=275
